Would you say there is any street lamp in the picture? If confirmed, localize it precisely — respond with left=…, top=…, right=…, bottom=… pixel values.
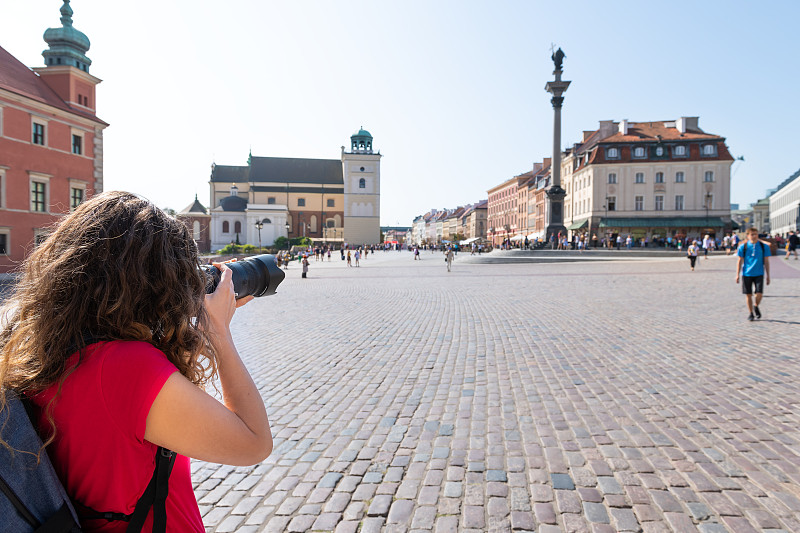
left=603, top=197, right=609, bottom=247
left=705, top=192, right=712, bottom=234
left=254, top=220, right=263, bottom=253
left=285, top=222, right=291, bottom=254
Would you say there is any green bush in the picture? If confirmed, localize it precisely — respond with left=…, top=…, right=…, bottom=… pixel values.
left=217, top=243, right=241, bottom=254
left=242, top=244, right=257, bottom=253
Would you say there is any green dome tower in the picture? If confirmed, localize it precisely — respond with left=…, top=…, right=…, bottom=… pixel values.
left=42, top=0, right=92, bottom=72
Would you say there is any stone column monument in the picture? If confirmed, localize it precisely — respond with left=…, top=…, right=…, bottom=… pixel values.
left=544, top=48, right=571, bottom=243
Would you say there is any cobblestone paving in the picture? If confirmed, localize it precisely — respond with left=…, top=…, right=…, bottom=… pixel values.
left=193, top=251, right=800, bottom=532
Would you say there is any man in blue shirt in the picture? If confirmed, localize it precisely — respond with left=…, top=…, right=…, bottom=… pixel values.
left=736, top=227, right=771, bottom=321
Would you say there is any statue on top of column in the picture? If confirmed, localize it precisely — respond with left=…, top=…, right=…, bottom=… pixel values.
left=551, top=47, right=565, bottom=71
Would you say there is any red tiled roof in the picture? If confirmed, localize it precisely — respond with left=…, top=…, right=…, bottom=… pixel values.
left=0, top=45, right=106, bottom=125
left=599, top=121, right=722, bottom=143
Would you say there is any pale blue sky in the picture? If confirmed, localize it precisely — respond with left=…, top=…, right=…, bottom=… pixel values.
left=3, top=1, right=798, bottom=225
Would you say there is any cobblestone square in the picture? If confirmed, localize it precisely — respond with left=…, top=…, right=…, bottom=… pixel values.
left=194, top=252, right=800, bottom=532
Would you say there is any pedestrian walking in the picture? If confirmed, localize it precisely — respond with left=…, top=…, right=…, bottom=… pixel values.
left=736, top=227, right=771, bottom=321
left=687, top=240, right=699, bottom=271
left=346, top=250, right=352, bottom=266
left=702, top=234, right=711, bottom=259
left=785, top=230, right=799, bottom=260
left=354, top=249, right=361, bottom=267
left=414, top=247, right=420, bottom=260
left=445, top=247, right=454, bottom=272
left=302, top=255, right=309, bottom=278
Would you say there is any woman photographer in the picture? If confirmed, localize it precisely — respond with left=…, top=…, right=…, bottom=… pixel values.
left=0, top=191, right=272, bottom=531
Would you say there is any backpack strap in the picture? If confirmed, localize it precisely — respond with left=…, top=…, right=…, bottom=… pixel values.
left=125, top=447, right=176, bottom=533
left=79, top=446, right=175, bottom=533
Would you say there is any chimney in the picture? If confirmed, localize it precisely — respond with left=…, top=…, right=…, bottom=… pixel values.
left=598, top=120, right=615, bottom=140
left=582, top=130, right=594, bottom=142
left=677, top=116, right=699, bottom=134
left=533, top=162, right=543, bottom=173
left=620, top=119, right=629, bottom=135
left=543, top=157, right=552, bottom=168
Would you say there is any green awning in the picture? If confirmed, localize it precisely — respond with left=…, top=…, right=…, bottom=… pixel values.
left=599, top=217, right=726, bottom=228
left=566, top=218, right=589, bottom=230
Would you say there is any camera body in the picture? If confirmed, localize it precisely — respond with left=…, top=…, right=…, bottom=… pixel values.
left=201, top=254, right=285, bottom=298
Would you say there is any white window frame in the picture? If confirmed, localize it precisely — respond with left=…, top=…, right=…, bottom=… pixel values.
left=655, top=195, right=664, bottom=211
left=0, top=227, right=9, bottom=256
left=607, top=196, right=617, bottom=211
left=29, top=173, right=50, bottom=213
left=69, top=179, right=87, bottom=211
left=702, top=144, right=717, bottom=156
left=606, top=147, right=619, bottom=159
left=608, top=173, right=617, bottom=184
left=635, top=172, right=645, bottom=184
left=31, top=118, right=47, bottom=146
left=633, top=146, right=646, bottom=159
left=675, top=171, right=685, bottom=183
left=33, top=228, right=49, bottom=247
left=673, top=145, right=687, bottom=157
left=635, top=196, right=644, bottom=211
left=704, top=171, right=714, bottom=182
left=70, top=128, right=84, bottom=156
left=655, top=172, right=664, bottom=184
left=675, top=195, right=684, bottom=211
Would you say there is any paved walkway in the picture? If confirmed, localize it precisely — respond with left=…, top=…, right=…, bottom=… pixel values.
left=193, top=251, right=800, bottom=532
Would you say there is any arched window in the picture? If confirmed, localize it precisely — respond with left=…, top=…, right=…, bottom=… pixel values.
left=193, top=221, right=200, bottom=239
left=234, top=221, right=242, bottom=233
left=359, top=178, right=366, bottom=189
left=633, top=147, right=645, bottom=158
left=262, top=218, right=272, bottom=224
left=310, top=215, right=317, bottom=233
left=326, top=219, right=335, bottom=228
left=222, top=221, right=229, bottom=233
left=333, top=214, right=341, bottom=227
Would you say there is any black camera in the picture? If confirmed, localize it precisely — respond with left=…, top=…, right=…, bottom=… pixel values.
left=201, top=254, right=285, bottom=298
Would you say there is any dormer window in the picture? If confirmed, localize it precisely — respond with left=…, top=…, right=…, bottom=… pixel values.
left=702, top=144, right=717, bottom=157
left=633, top=146, right=646, bottom=159
left=606, top=147, right=620, bottom=159
left=674, top=145, right=687, bottom=157
left=655, top=146, right=665, bottom=157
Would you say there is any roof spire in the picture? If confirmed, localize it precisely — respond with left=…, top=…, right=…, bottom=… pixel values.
left=60, top=0, right=74, bottom=27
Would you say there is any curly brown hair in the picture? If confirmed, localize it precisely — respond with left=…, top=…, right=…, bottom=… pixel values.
left=0, top=191, right=217, bottom=448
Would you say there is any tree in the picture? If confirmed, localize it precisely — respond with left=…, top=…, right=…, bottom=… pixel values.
left=163, top=207, right=177, bottom=216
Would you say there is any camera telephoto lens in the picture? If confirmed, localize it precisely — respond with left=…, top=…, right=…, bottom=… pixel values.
left=200, top=254, right=285, bottom=298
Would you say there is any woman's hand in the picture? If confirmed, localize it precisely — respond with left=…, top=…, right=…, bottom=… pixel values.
left=204, top=263, right=254, bottom=339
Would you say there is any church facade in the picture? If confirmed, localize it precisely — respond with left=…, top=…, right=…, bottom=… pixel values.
left=208, top=129, right=381, bottom=250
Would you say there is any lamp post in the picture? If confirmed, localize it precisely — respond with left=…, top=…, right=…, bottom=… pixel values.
left=254, top=220, right=263, bottom=253
left=603, top=197, right=609, bottom=247
left=544, top=47, right=570, bottom=243
left=285, top=222, right=290, bottom=254
left=705, top=192, right=711, bottom=234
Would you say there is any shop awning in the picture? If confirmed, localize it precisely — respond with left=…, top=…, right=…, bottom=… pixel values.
left=599, top=217, right=727, bottom=228
left=566, top=219, right=589, bottom=231
left=510, top=234, right=525, bottom=241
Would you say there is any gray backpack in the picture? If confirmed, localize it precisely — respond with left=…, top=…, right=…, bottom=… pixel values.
left=0, top=389, right=175, bottom=532
left=0, top=389, right=81, bottom=532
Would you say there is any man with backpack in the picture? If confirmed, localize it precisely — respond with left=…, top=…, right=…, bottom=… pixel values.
left=736, top=227, right=771, bottom=321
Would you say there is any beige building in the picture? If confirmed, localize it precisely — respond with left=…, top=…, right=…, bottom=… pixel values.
left=208, top=129, right=381, bottom=249
left=462, top=200, right=488, bottom=240
left=560, top=117, right=734, bottom=244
